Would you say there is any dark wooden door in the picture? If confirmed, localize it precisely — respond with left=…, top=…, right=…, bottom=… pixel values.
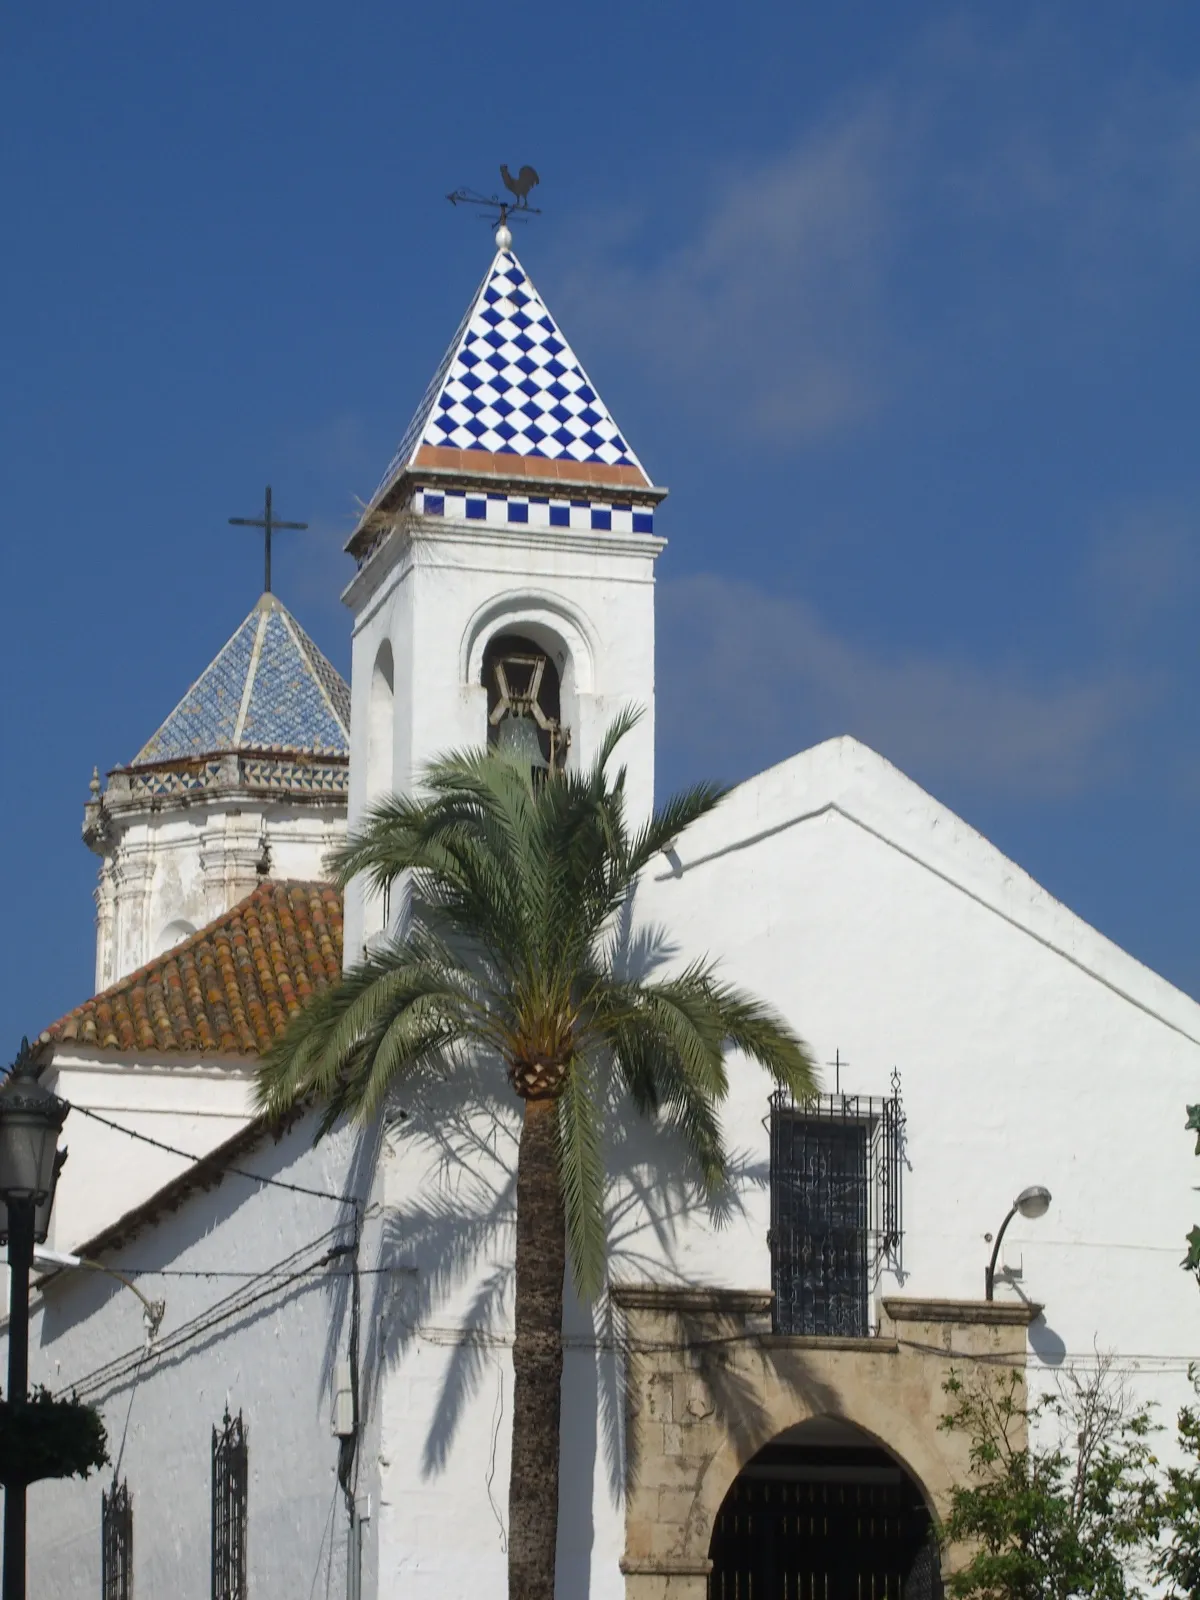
left=708, top=1471, right=940, bottom=1600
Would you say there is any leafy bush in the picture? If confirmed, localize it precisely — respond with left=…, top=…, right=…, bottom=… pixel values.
left=1153, top=1366, right=1200, bottom=1596
left=938, top=1357, right=1159, bottom=1599
left=0, top=1387, right=109, bottom=1487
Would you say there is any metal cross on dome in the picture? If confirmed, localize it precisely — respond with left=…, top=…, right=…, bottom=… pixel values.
left=228, top=485, right=308, bottom=595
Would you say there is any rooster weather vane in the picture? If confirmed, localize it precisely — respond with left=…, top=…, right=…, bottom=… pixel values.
left=448, top=164, right=541, bottom=245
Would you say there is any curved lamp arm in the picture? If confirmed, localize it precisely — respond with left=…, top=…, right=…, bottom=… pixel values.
left=985, top=1185, right=1052, bottom=1300
left=984, top=1205, right=1019, bottom=1301
left=34, top=1247, right=165, bottom=1347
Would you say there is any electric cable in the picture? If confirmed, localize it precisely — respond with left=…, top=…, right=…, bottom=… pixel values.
left=71, top=1102, right=355, bottom=1206
left=82, top=1264, right=413, bottom=1280
left=59, top=1225, right=352, bottom=1399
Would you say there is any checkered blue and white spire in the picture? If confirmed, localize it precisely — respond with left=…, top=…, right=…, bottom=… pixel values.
left=350, top=234, right=662, bottom=555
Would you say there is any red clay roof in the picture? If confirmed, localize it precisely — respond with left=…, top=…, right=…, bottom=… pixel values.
left=50, top=881, right=343, bottom=1056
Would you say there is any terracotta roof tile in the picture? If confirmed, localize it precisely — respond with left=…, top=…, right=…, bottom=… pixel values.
left=50, top=881, right=343, bottom=1057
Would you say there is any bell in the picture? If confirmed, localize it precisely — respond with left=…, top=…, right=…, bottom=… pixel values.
left=496, top=711, right=549, bottom=770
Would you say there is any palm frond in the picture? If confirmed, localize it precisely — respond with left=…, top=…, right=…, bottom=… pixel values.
left=609, top=1022, right=728, bottom=1190
left=624, top=780, right=728, bottom=878
left=589, top=704, right=642, bottom=774
left=255, top=946, right=482, bottom=1129
left=258, top=711, right=818, bottom=1303
left=702, top=982, right=819, bottom=1100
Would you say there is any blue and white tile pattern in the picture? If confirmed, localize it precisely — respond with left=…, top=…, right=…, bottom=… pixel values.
left=370, top=250, right=648, bottom=508
left=412, top=486, right=654, bottom=535
left=133, top=597, right=351, bottom=766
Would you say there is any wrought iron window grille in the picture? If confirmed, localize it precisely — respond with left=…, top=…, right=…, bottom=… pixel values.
left=212, top=1407, right=248, bottom=1600
left=768, top=1069, right=905, bottom=1338
left=101, top=1476, right=132, bottom=1600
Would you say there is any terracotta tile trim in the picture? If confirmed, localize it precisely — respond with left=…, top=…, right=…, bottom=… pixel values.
left=411, top=445, right=650, bottom=487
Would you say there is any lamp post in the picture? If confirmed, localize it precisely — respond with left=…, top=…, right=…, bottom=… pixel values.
left=985, top=1184, right=1052, bottom=1301
left=0, top=1039, right=68, bottom=1600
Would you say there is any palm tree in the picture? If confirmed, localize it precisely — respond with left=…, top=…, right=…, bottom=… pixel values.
left=255, top=712, right=817, bottom=1600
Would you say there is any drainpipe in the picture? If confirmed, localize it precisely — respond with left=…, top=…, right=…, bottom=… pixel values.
left=346, top=1496, right=370, bottom=1600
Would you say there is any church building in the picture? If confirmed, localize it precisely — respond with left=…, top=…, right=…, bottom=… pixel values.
left=9, top=221, right=1200, bottom=1600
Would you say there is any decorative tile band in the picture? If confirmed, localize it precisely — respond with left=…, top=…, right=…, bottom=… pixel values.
left=412, top=486, right=653, bottom=535
left=126, top=763, right=224, bottom=798
left=122, top=759, right=348, bottom=801
left=241, top=759, right=349, bottom=794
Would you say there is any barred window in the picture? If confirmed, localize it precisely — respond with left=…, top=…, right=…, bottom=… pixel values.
left=769, top=1078, right=904, bottom=1337
left=212, top=1408, right=247, bottom=1600
left=101, top=1478, right=132, bottom=1600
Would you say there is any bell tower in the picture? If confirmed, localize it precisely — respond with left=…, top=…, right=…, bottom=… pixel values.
left=342, top=226, right=667, bottom=956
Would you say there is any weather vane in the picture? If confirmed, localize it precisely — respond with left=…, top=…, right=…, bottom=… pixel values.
left=448, top=164, right=541, bottom=247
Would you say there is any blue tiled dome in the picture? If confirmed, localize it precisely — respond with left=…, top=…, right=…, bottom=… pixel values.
left=132, top=594, right=350, bottom=767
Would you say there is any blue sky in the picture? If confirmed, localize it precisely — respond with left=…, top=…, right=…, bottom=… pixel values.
left=4, top=4, right=1200, bottom=1037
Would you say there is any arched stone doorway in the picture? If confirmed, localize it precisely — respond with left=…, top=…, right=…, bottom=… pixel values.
left=708, top=1417, right=941, bottom=1599
left=613, top=1287, right=1036, bottom=1600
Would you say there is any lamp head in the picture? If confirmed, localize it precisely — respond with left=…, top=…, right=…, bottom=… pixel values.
left=1015, top=1184, right=1052, bottom=1220
left=0, top=1038, right=69, bottom=1214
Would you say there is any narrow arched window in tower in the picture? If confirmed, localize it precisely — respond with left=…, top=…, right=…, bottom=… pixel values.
left=367, top=641, right=396, bottom=927
left=366, top=640, right=395, bottom=799
left=483, top=633, right=568, bottom=776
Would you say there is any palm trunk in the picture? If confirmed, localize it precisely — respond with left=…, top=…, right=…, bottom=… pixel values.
left=509, top=1095, right=566, bottom=1600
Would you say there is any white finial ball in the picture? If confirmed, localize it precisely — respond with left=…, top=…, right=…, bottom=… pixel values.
left=496, top=222, right=513, bottom=251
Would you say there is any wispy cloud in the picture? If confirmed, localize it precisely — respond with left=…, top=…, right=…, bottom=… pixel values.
left=657, top=574, right=1153, bottom=799
left=294, top=412, right=377, bottom=479
left=1083, top=499, right=1200, bottom=642
left=553, top=19, right=1200, bottom=450
left=556, top=99, right=899, bottom=441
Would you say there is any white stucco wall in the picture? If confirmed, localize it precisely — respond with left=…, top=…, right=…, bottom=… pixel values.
left=91, top=798, right=345, bottom=990
left=341, top=514, right=663, bottom=959
left=26, top=739, right=1200, bottom=1600
left=43, top=1048, right=257, bottom=1255
left=364, top=735, right=1200, bottom=1599
left=7, top=1114, right=379, bottom=1600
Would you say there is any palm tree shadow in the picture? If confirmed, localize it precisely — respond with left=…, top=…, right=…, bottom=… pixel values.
left=360, top=1053, right=518, bottom=1478
left=591, top=1075, right=771, bottom=1508
left=316, top=1113, right=387, bottom=1411
left=357, top=876, right=796, bottom=1561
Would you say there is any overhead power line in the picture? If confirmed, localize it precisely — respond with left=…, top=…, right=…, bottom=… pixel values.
left=71, top=1102, right=356, bottom=1207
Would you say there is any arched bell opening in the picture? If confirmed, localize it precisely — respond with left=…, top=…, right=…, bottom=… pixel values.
left=482, top=631, right=569, bottom=776
left=708, top=1416, right=942, bottom=1600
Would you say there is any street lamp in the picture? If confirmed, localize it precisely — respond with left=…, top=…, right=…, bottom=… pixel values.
left=985, top=1185, right=1052, bottom=1301
left=0, top=1039, right=68, bottom=1600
